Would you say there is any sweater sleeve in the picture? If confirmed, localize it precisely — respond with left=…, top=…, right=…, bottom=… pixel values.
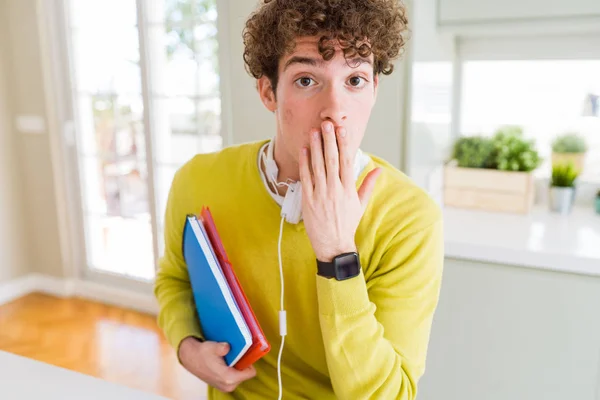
left=153, top=168, right=204, bottom=359
left=316, top=218, right=444, bottom=400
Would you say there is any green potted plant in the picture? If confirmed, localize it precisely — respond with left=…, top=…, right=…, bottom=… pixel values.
left=449, top=126, right=542, bottom=172
left=490, top=126, right=542, bottom=172
left=551, top=132, right=588, bottom=172
left=549, top=161, right=579, bottom=214
left=595, top=189, right=600, bottom=215
left=451, top=136, right=495, bottom=168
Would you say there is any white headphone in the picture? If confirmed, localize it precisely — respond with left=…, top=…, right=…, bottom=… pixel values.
left=261, top=137, right=368, bottom=224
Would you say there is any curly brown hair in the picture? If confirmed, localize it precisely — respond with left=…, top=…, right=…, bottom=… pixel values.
left=242, top=0, right=409, bottom=93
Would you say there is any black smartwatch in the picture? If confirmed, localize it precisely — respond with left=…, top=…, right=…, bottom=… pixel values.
left=317, top=252, right=361, bottom=281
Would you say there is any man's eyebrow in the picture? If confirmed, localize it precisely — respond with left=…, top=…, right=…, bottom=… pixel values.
left=347, top=57, right=373, bottom=68
left=283, top=56, right=324, bottom=71
left=283, top=56, right=373, bottom=71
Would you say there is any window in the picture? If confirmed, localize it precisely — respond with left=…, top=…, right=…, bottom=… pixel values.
left=66, top=0, right=223, bottom=282
left=458, top=36, right=600, bottom=182
left=408, top=62, right=454, bottom=195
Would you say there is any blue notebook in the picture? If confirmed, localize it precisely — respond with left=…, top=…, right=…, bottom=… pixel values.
left=183, top=215, right=252, bottom=367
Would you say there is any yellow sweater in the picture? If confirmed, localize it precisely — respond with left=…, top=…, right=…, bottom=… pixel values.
left=154, top=139, right=444, bottom=400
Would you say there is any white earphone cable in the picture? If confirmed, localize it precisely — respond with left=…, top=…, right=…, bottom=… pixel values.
left=261, top=141, right=288, bottom=400
left=277, top=215, right=286, bottom=400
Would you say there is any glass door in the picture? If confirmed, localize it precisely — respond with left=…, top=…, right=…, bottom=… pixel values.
left=62, top=0, right=223, bottom=286
left=145, top=0, right=223, bottom=260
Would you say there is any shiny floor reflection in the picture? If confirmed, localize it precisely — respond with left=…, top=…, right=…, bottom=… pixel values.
left=0, top=293, right=207, bottom=400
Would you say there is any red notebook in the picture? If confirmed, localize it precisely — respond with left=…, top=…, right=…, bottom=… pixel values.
left=199, top=206, right=271, bottom=370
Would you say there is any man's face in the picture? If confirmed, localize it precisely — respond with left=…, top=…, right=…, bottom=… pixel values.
left=261, top=36, right=378, bottom=171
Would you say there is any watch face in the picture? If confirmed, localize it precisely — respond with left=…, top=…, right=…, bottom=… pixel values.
left=335, top=253, right=360, bottom=280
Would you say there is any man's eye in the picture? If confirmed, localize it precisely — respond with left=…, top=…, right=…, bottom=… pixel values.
left=296, top=77, right=314, bottom=87
left=349, top=76, right=365, bottom=87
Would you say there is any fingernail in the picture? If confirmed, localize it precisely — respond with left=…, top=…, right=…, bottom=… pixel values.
left=324, top=123, right=332, bottom=133
left=339, top=128, right=346, bottom=138
left=312, top=131, right=319, bottom=140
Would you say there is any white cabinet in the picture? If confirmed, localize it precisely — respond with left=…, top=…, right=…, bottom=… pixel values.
left=438, top=0, right=600, bottom=24
left=418, top=258, right=600, bottom=400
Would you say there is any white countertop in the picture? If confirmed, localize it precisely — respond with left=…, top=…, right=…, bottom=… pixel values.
left=443, top=205, right=600, bottom=277
left=0, top=351, right=169, bottom=400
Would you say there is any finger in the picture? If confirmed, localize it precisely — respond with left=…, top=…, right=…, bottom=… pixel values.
left=357, top=168, right=382, bottom=211
left=217, top=379, right=238, bottom=393
left=337, top=127, right=354, bottom=188
left=235, top=365, right=257, bottom=381
left=215, top=342, right=230, bottom=357
left=321, top=121, right=339, bottom=186
left=299, top=146, right=314, bottom=198
left=218, top=384, right=236, bottom=394
left=310, top=129, right=326, bottom=192
left=222, top=365, right=257, bottom=386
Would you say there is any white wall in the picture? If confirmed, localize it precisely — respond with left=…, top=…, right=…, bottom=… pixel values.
left=0, top=0, right=30, bottom=282
left=221, top=0, right=410, bottom=169
left=3, top=0, right=64, bottom=278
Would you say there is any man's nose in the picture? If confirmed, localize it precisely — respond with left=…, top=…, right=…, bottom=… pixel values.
left=319, top=85, right=348, bottom=127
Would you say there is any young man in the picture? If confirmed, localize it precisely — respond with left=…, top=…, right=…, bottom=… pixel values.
left=154, top=0, right=444, bottom=399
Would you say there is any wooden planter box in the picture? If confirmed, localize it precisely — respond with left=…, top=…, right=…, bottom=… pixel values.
left=443, top=160, right=535, bottom=214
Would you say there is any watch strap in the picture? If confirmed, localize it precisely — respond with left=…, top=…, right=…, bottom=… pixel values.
left=316, top=259, right=336, bottom=278
left=316, top=252, right=361, bottom=280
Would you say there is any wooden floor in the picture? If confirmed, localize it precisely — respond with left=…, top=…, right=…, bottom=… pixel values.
left=0, top=293, right=208, bottom=400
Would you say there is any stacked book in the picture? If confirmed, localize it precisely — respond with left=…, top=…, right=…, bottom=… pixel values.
left=183, top=207, right=271, bottom=369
